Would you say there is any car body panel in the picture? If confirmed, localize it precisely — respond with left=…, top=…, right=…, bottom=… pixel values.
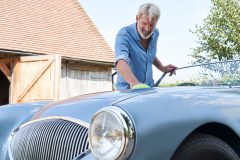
left=32, top=89, right=154, bottom=123
left=10, top=87, right=239, bottom=160
left=115, top=87, right=240, bottom=159
left=0, top=101, right=51, bottom=160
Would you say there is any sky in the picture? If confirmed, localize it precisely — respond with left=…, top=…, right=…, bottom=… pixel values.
left=79, top=0, right=212, bottom=81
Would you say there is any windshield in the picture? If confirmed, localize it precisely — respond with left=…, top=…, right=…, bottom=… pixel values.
left=157, top=60, right=240, bottom=87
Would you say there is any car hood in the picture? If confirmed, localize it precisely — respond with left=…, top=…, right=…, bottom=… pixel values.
left=31, top=86, right=240, bottom=124
left=31, top=89, right=158, bottom=123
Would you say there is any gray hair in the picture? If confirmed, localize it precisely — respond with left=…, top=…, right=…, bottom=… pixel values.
left=137, top=3, right=161, bottom=20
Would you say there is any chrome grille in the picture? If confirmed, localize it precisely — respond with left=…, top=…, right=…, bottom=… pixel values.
left=9, top=117, right=89, bottom=160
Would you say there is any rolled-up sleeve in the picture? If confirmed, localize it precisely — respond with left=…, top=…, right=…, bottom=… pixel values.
left=114, top=30, right=130, bottom=66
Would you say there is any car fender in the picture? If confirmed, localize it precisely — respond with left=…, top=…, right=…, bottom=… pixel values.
left=0, top=101, right=50, bottom=159
left=115, top=87, right=240, bottom=160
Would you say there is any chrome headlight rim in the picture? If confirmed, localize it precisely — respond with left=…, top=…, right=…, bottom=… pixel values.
left=89, top=106, right=135, bottom=160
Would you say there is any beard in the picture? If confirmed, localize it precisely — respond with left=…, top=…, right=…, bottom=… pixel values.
left=137, top=26, right=153, bottom=39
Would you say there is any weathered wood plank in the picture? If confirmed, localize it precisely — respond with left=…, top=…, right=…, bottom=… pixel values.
left=20, top=55, right=51, bottom=62
left=53, top=55, right=61, bottom=101
left=60, top=63, right=112, bottom=99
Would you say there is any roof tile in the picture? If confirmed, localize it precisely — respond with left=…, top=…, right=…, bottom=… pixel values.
left=0, top=0, right=114, bottom=63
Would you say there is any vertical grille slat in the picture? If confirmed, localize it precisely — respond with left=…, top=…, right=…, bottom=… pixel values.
left=64, top=122, right=78, bottom=160
left=52, top=120, right=76, bottom=160
left=66, top=124, right=81, bottom=160
left=50, top=120, right=70, bottom=160
left=80, top=129, right=89, bottom=153
left=72, top=126, right=86, bottom=157
left=9, top=118, right=89, bottom=160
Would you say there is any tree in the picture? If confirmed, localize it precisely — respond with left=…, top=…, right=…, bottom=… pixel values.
left=191, top=0, right=240, bottom=63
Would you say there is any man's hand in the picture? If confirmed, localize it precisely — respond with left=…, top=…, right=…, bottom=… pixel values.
left=162, top=64, right=177, bottom=76
left=153, top=57, right=177, bottom=76
left=132, top=83, right=150, bottom=89
left=116, top=60, right=140, bottom=87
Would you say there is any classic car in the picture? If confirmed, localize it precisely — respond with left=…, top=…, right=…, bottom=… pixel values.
left=1, top=60, right=240, bottom=160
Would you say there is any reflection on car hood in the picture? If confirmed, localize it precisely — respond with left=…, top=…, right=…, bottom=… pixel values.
left=31, top=89, right=157, bottom=123
left=31, top=86, right=240, bottom=123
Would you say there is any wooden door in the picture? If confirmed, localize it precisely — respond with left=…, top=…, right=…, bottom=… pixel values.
left=10, top=55, right=61, bottom=103
left=60, top=63, right=112, bottom=99
left=0, top=57, right=13, bottom=105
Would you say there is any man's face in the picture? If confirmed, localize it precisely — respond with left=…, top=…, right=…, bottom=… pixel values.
left=136, top=14, right=158, bottom=39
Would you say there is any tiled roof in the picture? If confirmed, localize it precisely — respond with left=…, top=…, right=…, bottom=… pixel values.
left=0, top=0, right=114, bottom=63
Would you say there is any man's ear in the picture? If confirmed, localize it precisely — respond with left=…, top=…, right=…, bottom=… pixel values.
left=136, top=15, right=138, bottom=21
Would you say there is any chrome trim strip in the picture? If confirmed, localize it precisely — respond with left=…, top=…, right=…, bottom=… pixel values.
left=73, top=149, right=91, bottom=160
left=18, top=116, right=89, bottom=129
left=8, top=136, right=14, bottom=160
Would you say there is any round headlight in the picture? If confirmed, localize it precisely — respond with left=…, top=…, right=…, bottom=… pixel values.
left=89, top=106, right=135, bottom=160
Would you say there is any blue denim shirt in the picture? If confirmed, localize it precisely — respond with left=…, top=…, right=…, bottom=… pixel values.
left=115, top=23, right=159, bottom=90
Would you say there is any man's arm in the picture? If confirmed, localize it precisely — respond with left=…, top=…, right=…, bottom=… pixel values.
left=153, top=57, right=164, bottom=71
left=115, top=60, right=140, bottom=88
left=153, top=57, right=177, bottom=75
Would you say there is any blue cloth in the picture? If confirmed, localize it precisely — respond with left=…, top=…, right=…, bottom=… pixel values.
left=115, top=23, right=159, bottom=90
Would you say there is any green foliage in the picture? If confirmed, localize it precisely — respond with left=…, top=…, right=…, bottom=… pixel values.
left=195, top=67, right=240, bottom=86
left=158, top=74, right=240, bottom=87
left=219, top=74, right=240, bottom=85
left=207, top=61, right=239, bottom=74
left=159, top=78, right=200, bottom=87
left=191, top=0, right=240, bottom=62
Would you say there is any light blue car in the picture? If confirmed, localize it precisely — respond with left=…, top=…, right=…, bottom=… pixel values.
left=1, top=60, right=240, bottom=160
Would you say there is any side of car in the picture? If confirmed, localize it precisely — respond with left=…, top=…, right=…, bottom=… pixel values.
left=100, top=87, right=240, bottom=160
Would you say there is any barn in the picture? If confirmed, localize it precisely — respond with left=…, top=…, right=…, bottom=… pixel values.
left=0, top=0, right=114, bottom=105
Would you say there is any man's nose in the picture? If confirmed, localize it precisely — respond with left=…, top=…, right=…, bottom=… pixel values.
left=144, top=25, right=151, bottom=32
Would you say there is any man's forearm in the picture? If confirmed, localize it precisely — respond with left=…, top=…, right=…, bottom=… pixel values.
left=116, top=60, right=139, bottom=87
left=153, top=57, right=164, bottom=72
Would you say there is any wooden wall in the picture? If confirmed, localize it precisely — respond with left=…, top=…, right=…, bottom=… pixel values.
left=60, top=62, right=112, bottom=100
left=0, top=54, right=113, bottom=104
